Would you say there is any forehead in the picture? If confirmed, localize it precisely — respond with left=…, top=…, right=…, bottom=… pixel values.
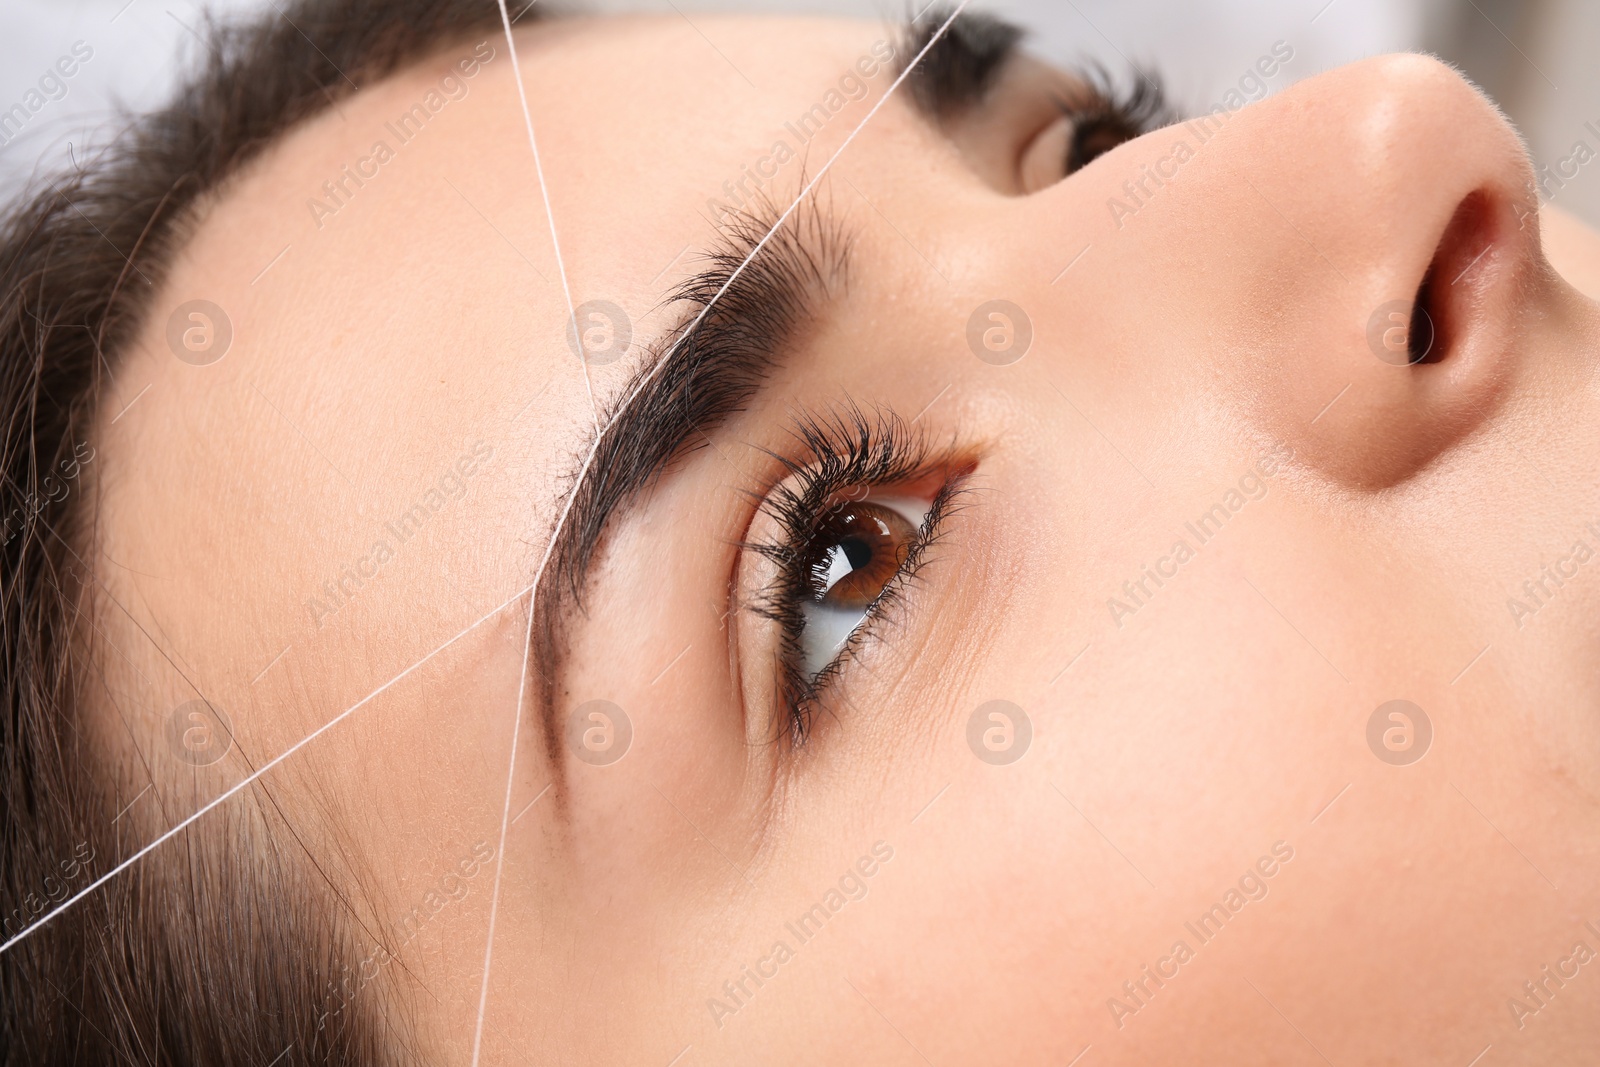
left=239, top=13, right=904, bottom=357
left=116, top=13, right=909, bottom=457
left=92, top=14, right=908, bottom=752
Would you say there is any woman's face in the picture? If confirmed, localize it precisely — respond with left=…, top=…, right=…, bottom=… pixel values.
left=96, top=12, right=1600, bottom=1064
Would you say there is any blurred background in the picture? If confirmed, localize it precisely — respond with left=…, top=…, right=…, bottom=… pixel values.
left=1, top=0, right=1596, bottom=225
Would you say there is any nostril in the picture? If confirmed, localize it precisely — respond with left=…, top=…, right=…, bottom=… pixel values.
left=1408, top=270, right=1438, bottom=364
left=1410, top=189, right=1497, bottom=366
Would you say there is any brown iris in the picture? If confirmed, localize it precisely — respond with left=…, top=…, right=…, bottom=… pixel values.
left=808, top=502, right=918, bottom=610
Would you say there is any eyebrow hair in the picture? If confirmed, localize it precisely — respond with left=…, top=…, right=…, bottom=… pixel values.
left=901, top=7, right=1026, bottom=120
left=537, top=7, right=1015, bottom=621
left=528, top=6, right=997, bottom=763
left=534, top=194, right=852, bottom=735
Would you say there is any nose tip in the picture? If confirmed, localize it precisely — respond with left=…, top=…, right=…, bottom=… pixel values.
left=1326, top=53, right=1531, bottom=222
left=1252, top=51, right=1536, bottom=309
left=1206, top=53, right=1543, bottom=489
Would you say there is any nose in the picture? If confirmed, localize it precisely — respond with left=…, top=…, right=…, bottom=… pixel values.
left=1050, top=54, right=1546, bottom=490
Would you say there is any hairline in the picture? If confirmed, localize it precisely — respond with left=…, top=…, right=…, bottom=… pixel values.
left=0, top=1, right=551, bottom=1059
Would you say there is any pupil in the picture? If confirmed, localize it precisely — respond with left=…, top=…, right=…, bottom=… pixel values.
left=840, top=536, right=872, bottom=571
left=809, top=504, right=914, bottom=609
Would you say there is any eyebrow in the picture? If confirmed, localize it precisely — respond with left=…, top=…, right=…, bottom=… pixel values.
left=534, top=194, right=851, bottom=739
left=531, top=8, right=1022, bottom=756
left=539, top=9, right=1024, bottom=600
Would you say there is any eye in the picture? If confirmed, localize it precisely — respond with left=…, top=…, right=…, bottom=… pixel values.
left=735, top=408, right=969, bottom=743
left=1062, top=101, right=1150, bottom=173
left=797, top=498, right=927, bottom=678
left=1017, top=76, right=1173, bottom=194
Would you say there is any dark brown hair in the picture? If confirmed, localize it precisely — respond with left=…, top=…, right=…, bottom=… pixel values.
left=0, top=1, right=534, bottom=1061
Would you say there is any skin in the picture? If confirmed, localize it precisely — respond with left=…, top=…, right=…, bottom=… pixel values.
left=88, top=13, right=1600, bottom=1065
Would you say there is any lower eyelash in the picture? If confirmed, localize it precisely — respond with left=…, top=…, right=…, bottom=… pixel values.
left=741, top=406, right=968, bottom=743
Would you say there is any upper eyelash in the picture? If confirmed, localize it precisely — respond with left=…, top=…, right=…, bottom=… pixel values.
left=1058, top=65, right=1175, bottom=172
left=740, top=406, right=966, bottom=744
